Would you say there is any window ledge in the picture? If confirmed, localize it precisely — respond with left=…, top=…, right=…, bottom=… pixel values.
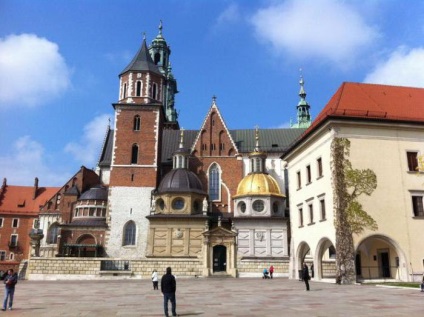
left=412, top=216, right=424, bottom=219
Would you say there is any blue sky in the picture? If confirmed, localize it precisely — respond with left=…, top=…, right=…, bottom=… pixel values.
left=1, top=0, right=424, bottom=186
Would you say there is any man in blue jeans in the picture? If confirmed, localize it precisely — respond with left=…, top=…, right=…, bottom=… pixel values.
left=161, top=267, right=178, bottom=317
left=3, top=269, right=17, bottom=311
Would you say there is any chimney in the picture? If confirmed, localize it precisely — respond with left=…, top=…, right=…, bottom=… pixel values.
left=33, top=177, right=39, bottom=199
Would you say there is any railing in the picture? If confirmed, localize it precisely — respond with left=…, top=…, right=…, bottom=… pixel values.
left=100, top=260, right=130, bottom=271
left=357, top=265, right=398, bottom=280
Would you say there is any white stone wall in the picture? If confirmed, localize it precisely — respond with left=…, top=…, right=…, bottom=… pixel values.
left=285, top=127, right=336, bottom=279
left=235, top=220, right=288, bottom=258
left=106, top=186, right=153, bottom=258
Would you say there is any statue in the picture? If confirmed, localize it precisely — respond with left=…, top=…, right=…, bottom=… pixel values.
left=202, top=198, right=208, bottom=214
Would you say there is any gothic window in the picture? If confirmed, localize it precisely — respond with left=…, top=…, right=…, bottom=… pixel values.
left=133, top=115, right=141, bottom=131
left=47, top=223, right=59, bottom=244
left=131, top=144, right=138, bottom=164
left=123, top=221, right=136, bottom=246
left=136, top=81, right=142, bottom=96
left=208, top=163, right=220, bottom=201
left=123, top=83, right=127, bottom=99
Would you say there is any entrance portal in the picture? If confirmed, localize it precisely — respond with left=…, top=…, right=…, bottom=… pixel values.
left=378, top=249, right=390, bottom=278
left=213, top=245, right=227, bottom=272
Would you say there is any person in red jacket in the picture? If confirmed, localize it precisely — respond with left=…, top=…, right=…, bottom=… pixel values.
left=269, top=265, right=274, bottom=279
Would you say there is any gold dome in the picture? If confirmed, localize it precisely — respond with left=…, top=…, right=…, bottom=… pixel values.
left=234, top=173, right=285, bottom=198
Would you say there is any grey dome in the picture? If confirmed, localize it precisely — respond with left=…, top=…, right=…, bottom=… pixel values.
left=79, top=185, right=108, bottom=201
left=158, top=169, right=205, bottom=194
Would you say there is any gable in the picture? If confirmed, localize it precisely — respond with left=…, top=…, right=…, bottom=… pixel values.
left=192, top=100, right=239, bottom=157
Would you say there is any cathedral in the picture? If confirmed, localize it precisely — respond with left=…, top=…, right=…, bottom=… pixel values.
left=4, top=22, right=422, bottom=282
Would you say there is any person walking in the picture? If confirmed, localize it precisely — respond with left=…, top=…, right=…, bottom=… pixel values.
left=302, top=263, right=310, bottom=291
left=161, top=267, right=178, bottom=317
left=2, top=269, right=17, bottom=311
left=310, top=263, right=314, bottom=278
left=269, top=265, right=274, bottom=279
left=152, top=269, right=158, bottom=290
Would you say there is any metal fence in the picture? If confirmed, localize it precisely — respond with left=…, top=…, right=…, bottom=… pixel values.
left=100, top=260, right=130, bottom=271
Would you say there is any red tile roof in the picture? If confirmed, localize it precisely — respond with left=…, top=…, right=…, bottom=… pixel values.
left=313, top=82, right=424, bottom=128
left=0, top=185, right=59, bottom=215
left=282, top=82, right=424, bottom=158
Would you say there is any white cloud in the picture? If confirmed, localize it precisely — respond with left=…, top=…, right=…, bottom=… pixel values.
left=250, top=0, right=379, bottom=65
left=0, top=136, right=69, bottom=186
left=64, top=114, right=111, bottom=167
left=0, top=33, right=71, bottom=108
left=363, top=47, right=424, bottom=87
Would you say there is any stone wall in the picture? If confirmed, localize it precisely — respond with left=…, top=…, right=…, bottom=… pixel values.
left=26, top=257, right=203, bottom=280
left=237, top=258, right=290, bottom=277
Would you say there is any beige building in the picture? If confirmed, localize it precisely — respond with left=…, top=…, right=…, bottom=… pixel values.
left=283, top=82, right=424, bottom=282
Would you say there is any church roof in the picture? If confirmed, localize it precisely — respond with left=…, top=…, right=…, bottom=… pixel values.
left=234, top=173, right=284, bottom=198
left=79, top=185, right=108, bottom=201
left=98, top=129, right=114, bottom=167
left=157, top=168, right=205, bottom=194
left=120, top=38, right=161, bottom=76
left=160, top=128, right=306, bottom=163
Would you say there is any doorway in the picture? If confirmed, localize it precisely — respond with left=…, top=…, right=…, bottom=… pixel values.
left=213, top=245, right=227, bottom=272
left=378, top=249, right=390, bottom=278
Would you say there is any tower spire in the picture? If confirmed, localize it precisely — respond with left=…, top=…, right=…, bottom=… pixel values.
left=291, top=69, right=312, bottom=129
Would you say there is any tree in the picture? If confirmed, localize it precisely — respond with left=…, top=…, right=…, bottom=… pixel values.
left=331, top=138, right=378, bottom=284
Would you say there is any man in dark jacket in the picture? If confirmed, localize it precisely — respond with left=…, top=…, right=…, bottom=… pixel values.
left=302, top=263, right=310, bottom=291
left=2, top=269, right=17, bottom=311
left=161, top=267, right=178, bottom=317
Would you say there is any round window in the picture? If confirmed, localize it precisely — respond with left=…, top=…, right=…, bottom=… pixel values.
left=273, top=202, right=279, bottom=214
left=252, top=200, right=264, bottom=212
left=238, top=201, right=246, bottom=213
left=157, top=199, right=165, bottom=210
left=172, top=198, right=185, bottom=210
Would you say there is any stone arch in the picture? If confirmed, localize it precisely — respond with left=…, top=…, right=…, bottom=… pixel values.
left=315, top=237, right=336, bottom=280
left=296, top=241, right=312, bottom=280
left=76, top=234, right=96, bottom=245
left=355, top=234, right=409, bottom=281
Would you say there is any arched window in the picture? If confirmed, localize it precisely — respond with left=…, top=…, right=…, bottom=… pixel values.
left=123, top=83, right=127, bottom=99
left=136, top=81, right=142, bottom=96
left=208, top=163, right=220, bottom=201
left=131, top=144, right=138, bottom=164
left=152, top=83, right=157, bottom=100
left=133, top=115, right=141, bottom=131
left=47, top=222, right=59, bottom=244
left=123, top=221, right=136, bottom=246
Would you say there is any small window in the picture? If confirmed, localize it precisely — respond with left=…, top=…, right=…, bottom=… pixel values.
left=131, top=144, right=138, bottom=164
left=0, top=251, right=5, bottom=261
left=211, top=144, right=216, bottom=151
left=202, top=144, right=207, bottom=151
left=299, top=208, right=303, bottom=227
left=9, top=235, right=18, bottom=247
left=306, top=165, right=311, bottom=184
left=9, top=253, right=14, bottom=260
left=0, top=218, right=3, bottom=227
left=172, top=198, right=185, bottom=210
left=219, top=143, right=225, bottom=151
left=33, top=219, right=39, bottom=229
left=12, top=219, right=19, bottom=228
left=317, top=158, right=323, bottom=177
left=157, top=199, right=165, bottom=210
left=123, top=83, right=127, bottom=99
left=297, top=171, right=301, bottom=189
left=152, top=83, right=158, bottom=100
left=133, top=115, right=141, bottom=131
left=309, top=204, right=314, bottom=224
left=412, top=195, right=424, bottom=217
left=407, top=152, right=418, bottom=172
left=238, top=201, right=246, bottom=213
left=320, top=199, right=326, bottom=220
left=272, top=202, right=279, bottom=214
left=252, top=200, right=264, bottom=212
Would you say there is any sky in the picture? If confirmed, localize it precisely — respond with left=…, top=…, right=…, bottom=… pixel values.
left=1, top=0, right=424, bottom=186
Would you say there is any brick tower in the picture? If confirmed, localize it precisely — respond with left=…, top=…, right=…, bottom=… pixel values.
left=106, top=23, right=179, bottom=258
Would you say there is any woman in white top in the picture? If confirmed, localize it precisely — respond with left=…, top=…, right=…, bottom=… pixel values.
left=151, top=270, right=158, bottom=290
